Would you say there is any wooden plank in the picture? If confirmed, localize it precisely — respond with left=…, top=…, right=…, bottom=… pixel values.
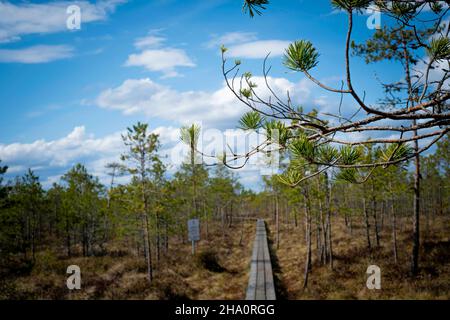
left=245, top=231, right=259, bottom=299
left=246, top=219, right=276, bottom=300
left=255, top=237, right=266, bottom=299
left=262, top=227, right=276, bottom=300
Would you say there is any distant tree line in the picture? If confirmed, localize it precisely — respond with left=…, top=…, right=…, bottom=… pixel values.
left=0, top=123, right=243, bottom=284
left=0, top=127, right=448, bottom=289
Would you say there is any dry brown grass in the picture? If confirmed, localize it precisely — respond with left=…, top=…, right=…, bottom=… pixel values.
left=267, top=214, right=450, bottom=300
left=3, top=215, right=449, bottom=300
left=2, top=221, right=256, bottom=300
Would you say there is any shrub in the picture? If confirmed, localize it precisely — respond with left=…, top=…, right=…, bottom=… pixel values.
left=196, top=250, right=225, bottom=273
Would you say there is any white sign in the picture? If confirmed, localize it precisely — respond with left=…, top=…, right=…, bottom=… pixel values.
left=188, top=219, right=200, bottom=242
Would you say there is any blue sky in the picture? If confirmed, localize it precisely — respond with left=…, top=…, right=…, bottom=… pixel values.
left=0, top=0, right=434, bottom=189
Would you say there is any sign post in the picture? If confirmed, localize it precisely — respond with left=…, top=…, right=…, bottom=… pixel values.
left=188, top=219, right=200, bottom=255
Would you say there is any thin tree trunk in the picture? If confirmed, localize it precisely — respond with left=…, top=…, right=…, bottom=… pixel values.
left=221, top=207, right=225, bottom=237
left=371, top=184, right=380, bottom=247
left=142, top=213, right=153, bottom=282
left=401, top=33, right=420, bottom=276
left=66, top=217, right=71, bottom=257
left=275, top=193, right=280, bottom=249
left=294, top=208, right=298, bottom=228
left=316, top=174, right=328, bottom=265
left=363, top=198, right=371, bottom=250
left=141, top=152, right=153, bottom=283
left=156, top=212, right=160, bottom=264
left=411, top=127, right=421, bottom=275
left=391, top=199, right=398, bottom=264
left=164, top=218, right=169, bottom=254
left=316, top=212, right=322, bottom=262
left=303, top=192, right=312, bottom=290
left=229, top=201, right=233, bottom=227
left=203, top=201, right=209, bottom=241
left=325, top=172, right=333, bottom=270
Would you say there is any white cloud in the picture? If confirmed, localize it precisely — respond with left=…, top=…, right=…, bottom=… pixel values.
left=0, top=45, right=74, bottom=63
left=206, top=31, right=290, bottom=59
left=206, top=31, right=258, bottom=48
left=0, top=0, right=126, bottom=43
left=0, top=126, right=120, bottom=168
left=134, top=35, right=166, bottom=49
left=125, top=31, right=195, bottom=78
left=125, top=49, right=195, bottom=78
left=0, top=125, right=180, bottom=187
left=95, top=76, right=314, bottom=128
left=227, top=40, right=291, bottom=59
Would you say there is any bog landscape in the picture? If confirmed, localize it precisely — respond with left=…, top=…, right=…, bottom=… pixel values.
left=0, top=0, right=449, bottom=300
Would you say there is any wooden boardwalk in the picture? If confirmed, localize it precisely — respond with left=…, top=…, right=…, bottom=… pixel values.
left=246, top=219, right=276, bottom=300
